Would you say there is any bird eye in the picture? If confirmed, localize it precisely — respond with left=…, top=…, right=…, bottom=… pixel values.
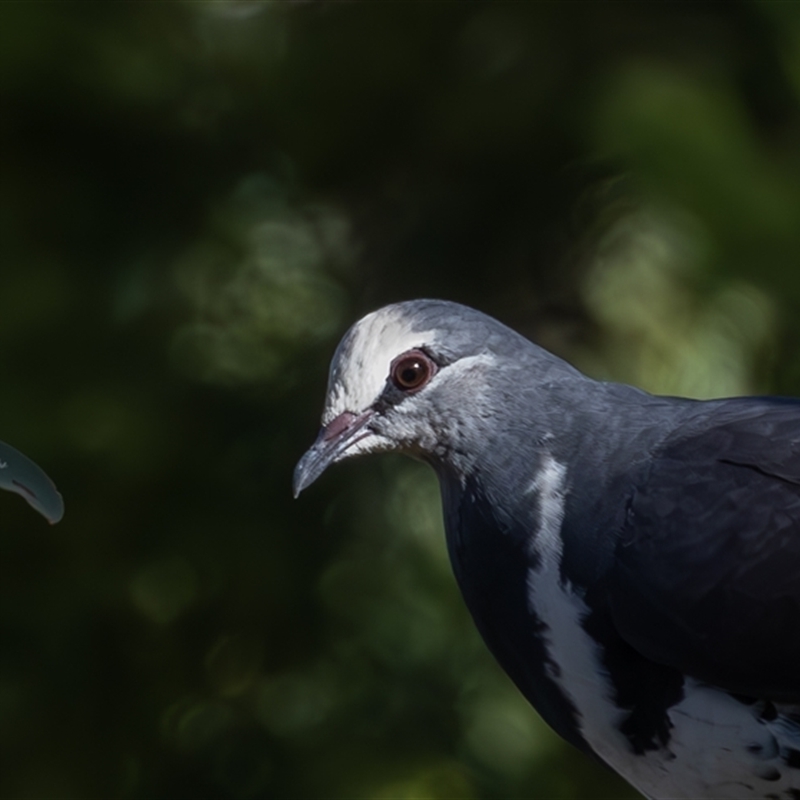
left=390, top=350, right=436, bottom=392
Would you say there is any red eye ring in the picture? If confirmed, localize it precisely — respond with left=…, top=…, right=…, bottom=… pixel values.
left=390, top=349, right=437, bottom=392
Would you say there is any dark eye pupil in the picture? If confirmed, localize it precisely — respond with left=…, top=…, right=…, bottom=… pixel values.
left=401, top=365, right=420, bottom=384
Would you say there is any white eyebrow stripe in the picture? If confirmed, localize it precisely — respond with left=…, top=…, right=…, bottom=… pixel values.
left=323, top=306, right=437, bottom=424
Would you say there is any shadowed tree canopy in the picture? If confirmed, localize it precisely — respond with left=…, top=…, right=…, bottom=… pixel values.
left=3, top=2, right=800, bottom=798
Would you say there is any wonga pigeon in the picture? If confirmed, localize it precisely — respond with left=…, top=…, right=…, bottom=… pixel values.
left=294, top=299, right=800, bottom=800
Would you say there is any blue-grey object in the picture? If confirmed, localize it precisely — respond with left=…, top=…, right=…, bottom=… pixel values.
left=294, top=299, right=800, bottom=800
left=0, top=440, right=63, bottom=524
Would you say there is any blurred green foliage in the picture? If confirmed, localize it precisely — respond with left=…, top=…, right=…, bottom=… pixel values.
left=3, top=2, right=800, bottom=798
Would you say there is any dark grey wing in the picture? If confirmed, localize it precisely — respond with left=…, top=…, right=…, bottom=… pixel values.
left=607, top=398, right=800, bottom=701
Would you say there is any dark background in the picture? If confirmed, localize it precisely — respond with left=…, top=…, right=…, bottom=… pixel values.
left=3, top=2, right=800, bottom=798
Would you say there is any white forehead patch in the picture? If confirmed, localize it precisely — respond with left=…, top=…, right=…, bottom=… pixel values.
left=322, top=306, right=436, bottom=423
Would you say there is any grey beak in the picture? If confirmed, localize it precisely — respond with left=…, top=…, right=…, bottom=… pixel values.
left=293, top=410, right=374, bottom=498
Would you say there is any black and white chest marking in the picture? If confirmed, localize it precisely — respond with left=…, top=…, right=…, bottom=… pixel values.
left=525, top=453, right=800, bottom=799
left=525, top=453, right=628, bottom=761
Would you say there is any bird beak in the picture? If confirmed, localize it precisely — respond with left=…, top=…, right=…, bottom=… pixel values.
left=293, top=410, right=375, bottom=498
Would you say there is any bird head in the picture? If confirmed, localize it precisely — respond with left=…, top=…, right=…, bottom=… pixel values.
left=293, top=299, right=551, bottom=497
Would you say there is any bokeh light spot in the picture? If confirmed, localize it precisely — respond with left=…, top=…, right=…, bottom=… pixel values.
left=461, top=687, right=555, bottom=777
left=369, top=762, right=476, bottom=800
left=205, top=633, right=264, bottom=698
left=254, top=667, right=337, bottom=738
left=171, top=174, right=352, bottom=386
left=162, top=698, right=236, bottom=753
left=129, top=557, right=199, bottom=625
left=580, top=206, right=775, bottom=398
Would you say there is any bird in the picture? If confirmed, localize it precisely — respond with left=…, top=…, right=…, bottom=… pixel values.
left=0, top=439, right=63, bottom=524
left=293, top=299, right=800, bottom=800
